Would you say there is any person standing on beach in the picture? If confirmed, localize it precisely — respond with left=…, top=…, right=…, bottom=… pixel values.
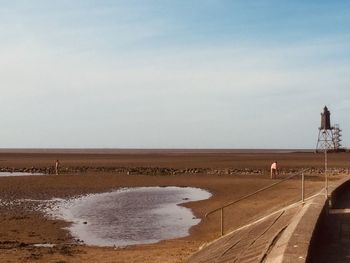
left=55, top=160, right=60, bottom=175
left=271, top=161, right=278, bottom=179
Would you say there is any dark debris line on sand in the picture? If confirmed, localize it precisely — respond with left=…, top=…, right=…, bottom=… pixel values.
left=0, top=166, right=347, bottom=176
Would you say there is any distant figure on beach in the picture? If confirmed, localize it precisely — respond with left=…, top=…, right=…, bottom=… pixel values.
left=271, top=161, right=278, bottom=179
left=55, top=160, right=60, bottom=175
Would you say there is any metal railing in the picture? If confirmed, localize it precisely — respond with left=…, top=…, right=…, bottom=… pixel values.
left=205, top=169, right=308, bottom=236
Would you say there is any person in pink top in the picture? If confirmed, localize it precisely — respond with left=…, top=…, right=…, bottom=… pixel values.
left=271, top=161, right=278, bottom=179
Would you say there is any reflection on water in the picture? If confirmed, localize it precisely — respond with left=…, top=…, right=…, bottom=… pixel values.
left=0, top=172, right=43, bottom=177
left=48, top=187, right=211, bottom=247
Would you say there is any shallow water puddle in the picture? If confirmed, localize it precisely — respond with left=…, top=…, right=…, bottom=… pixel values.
left=47, top=187, right=211, bottom=247
left=0, top=172, right=43, bottom=177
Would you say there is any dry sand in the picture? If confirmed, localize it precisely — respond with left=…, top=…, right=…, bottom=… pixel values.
left=0, top=151, right=347, bottom=263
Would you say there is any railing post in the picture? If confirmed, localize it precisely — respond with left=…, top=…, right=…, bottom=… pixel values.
left=301, top=172, right=305, bottom=204
left=221, top=208, right=224, bottom=236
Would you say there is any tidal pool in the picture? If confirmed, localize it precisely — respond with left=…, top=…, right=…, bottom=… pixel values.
left=0, top=172, right=43, bottom=177
left=47, top=187, right=211, bottom=247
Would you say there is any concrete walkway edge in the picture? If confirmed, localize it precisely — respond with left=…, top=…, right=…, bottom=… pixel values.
left=267, top=177, right=350, bottom=263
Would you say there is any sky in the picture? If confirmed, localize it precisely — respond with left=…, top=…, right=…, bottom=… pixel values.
left=0, top=0, right=350, bottom=149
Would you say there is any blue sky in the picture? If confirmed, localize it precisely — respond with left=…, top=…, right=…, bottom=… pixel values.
left=0, top=1, right=350, bottom=148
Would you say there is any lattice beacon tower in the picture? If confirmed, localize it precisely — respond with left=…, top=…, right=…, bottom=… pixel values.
left=333, top=124, right=343, bottom=150
left=315, top=106, right=335, bottom=152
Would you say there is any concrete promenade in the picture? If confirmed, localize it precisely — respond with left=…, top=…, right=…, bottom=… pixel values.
left=187, top=176, right=350, bottom=263
left=308, top=181, right=350, bottom=262
left=187, top=204, right=303, bottom=263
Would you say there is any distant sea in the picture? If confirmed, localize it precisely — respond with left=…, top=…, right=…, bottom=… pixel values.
left=0, top=148, right=314, bottom=154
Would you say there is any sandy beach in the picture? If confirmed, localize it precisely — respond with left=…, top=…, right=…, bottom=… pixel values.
left=0, top=150, right=347, bottom=263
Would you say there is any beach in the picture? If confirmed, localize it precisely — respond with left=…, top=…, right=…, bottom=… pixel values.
left=0, top=150, right=347, bottom=263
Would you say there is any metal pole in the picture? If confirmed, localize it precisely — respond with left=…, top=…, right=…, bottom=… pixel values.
left=302, top=172, right=305, bottom=204
left=220, top=208, right=224, bottom=236
left=324, top=130, right=328, bottom=199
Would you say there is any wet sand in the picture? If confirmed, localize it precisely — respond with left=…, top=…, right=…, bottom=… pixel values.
left=0, top=150, right=347, bottom=263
